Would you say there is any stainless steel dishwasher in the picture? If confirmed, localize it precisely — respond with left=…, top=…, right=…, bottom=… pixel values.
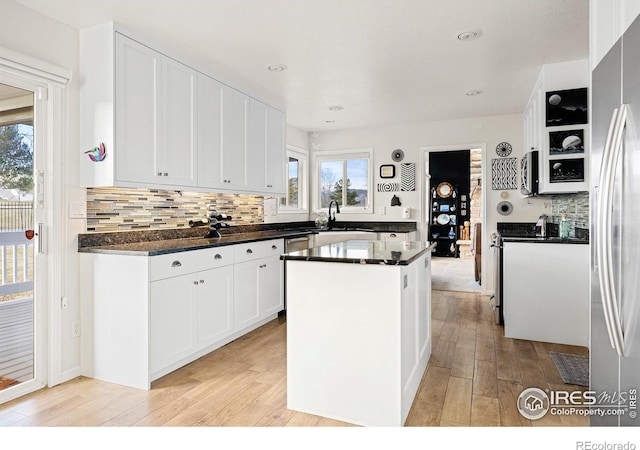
left=284, top=235, right=312, bottom=252
left=283, top=235, right=312, bottom=312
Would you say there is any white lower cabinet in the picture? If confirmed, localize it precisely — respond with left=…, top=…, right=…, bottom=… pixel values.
left=149, top=264, right=234, bottom=375
left=82, top=239, right=284, bottom=390
left=197, top=266, right=234, bottom=349
left=149, top=273, right=199, bottom=375
left=233, top=240, right=284, bottom=330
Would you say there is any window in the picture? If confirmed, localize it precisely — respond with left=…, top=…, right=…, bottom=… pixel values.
left=314, top=149, right=372, bottom=213
left=278, top=146, right=308, bottom=214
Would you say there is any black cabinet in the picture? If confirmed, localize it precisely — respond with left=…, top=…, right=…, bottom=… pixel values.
left=429, top=184, right=460, bottom=257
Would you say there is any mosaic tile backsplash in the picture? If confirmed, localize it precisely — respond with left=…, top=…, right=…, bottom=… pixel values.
left=86, top=188, right=264, bottom=232
left=551, top=192, right=589, bottom=236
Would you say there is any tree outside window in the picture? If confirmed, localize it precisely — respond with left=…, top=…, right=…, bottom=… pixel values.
left=319, top=158, right=368, bottom=208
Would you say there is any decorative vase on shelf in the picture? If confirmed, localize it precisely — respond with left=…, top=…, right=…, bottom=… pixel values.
left=448, top=227, right=455, bottom=239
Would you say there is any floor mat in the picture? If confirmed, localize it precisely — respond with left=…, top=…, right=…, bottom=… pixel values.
left=549, top=351, right=589, bottom=387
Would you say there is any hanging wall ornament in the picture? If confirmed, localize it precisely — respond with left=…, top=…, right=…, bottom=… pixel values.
left=491, top=157, right=518, bottom=189
left=495, top=142, right=512, bottom=157
left=391, top=149, right=405, bottom=162
left=497, top=201, right=514, bottom=216
left=377, top=182, right=399, bottom=192
left=400, top=162, right=416, bottom=191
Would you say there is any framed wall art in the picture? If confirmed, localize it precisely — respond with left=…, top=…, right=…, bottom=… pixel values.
left=546, top=88, right=588, bottom=127
left=379, top=164, right=395, bottom=178
left=549, top=158, right=585, bottom=183
left=549, top=129, right=584, bottom=155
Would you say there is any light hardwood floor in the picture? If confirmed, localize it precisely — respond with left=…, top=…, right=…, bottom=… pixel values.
left=0, top=290, right=589, bottom=427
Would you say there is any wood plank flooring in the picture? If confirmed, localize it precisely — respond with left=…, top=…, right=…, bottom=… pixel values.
left=0, top=297, right=33, bottom=384
left=0, top=290, right=589, bottom=427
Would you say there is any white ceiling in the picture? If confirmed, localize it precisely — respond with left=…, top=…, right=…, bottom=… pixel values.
left=14, top=0, right=589, bottom=132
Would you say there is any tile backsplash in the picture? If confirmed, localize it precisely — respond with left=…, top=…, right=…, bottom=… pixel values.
left=86, top=187, right=264, bottom=232
left=551, top=192, right=589, bottom=236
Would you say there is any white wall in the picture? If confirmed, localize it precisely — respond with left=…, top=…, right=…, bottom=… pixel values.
left=310, top=114, right=550, bottom=294
left=0, top=1, right=83, bottom=380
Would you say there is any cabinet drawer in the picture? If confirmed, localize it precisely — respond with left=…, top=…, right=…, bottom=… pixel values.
left=149, top=246, right=234, bottom=281
left=233, top=239, right=284, bottom=263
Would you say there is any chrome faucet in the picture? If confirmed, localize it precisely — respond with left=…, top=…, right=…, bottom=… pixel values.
left=327, top=200, right=341, bottom=230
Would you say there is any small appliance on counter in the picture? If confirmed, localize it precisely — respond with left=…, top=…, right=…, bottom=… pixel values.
left=535, top=214, right=548, bottom=238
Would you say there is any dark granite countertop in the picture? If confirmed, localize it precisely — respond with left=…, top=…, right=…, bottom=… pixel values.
left=280, top=240, right=436, bottom=266
left=77, top=221, right=419, bottom=256
left=77, top=229, right=313, bottom=256
left=502, top=236, right=589, bottom=244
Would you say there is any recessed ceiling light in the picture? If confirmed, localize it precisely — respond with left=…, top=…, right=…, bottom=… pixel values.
left=466, top=90, right=484, bottom=96
left=328, top=105, right=343, bottom=112
left=267, top=64, right=287, bottom=72
left=457, top=30, right=483, bottom=41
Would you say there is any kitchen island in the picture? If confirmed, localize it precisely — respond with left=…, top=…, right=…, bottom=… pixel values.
left=282, top=239, right=435, bottom=426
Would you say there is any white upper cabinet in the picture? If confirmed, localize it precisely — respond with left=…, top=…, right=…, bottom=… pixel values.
left=220, top=86, right=249, bottom=190
left=523, top=59, right=590, bottom=194
left=80, top=23, right=285, bottom=195
left=590, top=0, right=640, bottom=70
left=197, top=74, right=249, bottom=191
left=248, top=99, right=286, bottom=196
left=114, top=34, right=161, bottom=185
left=160, top=56, right=197, bottom=187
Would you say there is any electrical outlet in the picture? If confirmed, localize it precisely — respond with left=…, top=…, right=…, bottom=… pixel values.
left=72, top=320, right=80, bottom=337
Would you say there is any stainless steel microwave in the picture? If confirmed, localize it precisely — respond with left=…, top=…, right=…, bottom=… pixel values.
left=520, top=150, right=539, bottom=196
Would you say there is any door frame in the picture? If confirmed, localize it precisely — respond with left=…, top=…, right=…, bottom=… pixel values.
left=0, top=46, right=71, bottom=402
left=421, top=143, right=487, bottom=295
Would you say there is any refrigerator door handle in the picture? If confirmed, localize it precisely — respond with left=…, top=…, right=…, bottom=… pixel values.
left=598, top=104, right=627, bottom=356
left=596, top=106, right=619, bottom=351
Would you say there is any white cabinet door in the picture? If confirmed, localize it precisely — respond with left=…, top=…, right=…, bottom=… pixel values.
left=115, top=33, right=161, bottom=185
left=248, top=99, right=267, bottom=192
left=265, top=105, right=286, bottom=195
left=197, top=266, right=234, bottom=349
left=161, top=56, right=197, bottom=187
left=259, top=257, right=283, bottom=318
left=149, top=274, right=198, bottom=374
left=248, top=99, right=286, bottom=195
left=221, top=86, right=248, bottom=190
left=233, top=259, right=261, bottom=331
left=590, top=0, right=640, bottom=70
left=197, top=74, right=224, bottom=189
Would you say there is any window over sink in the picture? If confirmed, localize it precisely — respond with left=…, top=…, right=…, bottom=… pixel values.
left=313, top=148, right=372, bottom=214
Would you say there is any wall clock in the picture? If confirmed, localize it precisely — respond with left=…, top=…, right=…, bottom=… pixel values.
left=496, top=142, right=512, bottom=157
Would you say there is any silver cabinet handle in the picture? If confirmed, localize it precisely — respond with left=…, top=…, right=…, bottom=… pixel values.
left=272, top=245, right=278, bottom=250
left=214, top=254, right=222, bottom=260
left=200, top=280, right=204, bottom=284
left=171, top=261, right=182, bottom=267
left=193, top=281, right=198, bottom=285
left=389, top=233, right=397, bottom=238
left=163, top=172, right=168, bottom=176
left=246, top=249, right=253, bottom=254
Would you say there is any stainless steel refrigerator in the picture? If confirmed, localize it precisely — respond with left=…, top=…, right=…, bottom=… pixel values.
left=591, top=14, right=640, bottom=427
